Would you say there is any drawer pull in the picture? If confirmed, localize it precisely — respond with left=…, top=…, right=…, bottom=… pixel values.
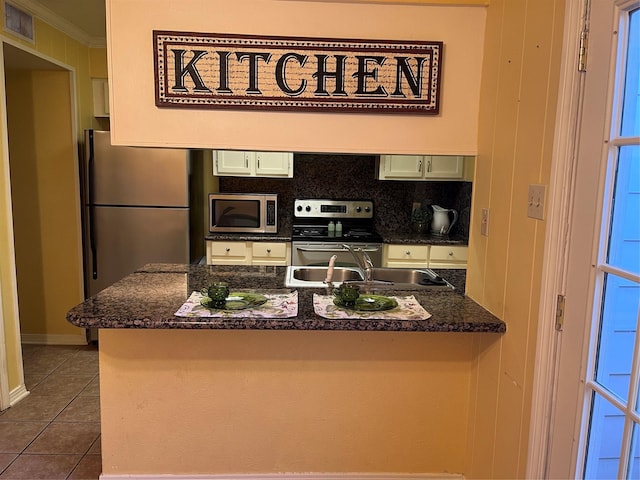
left=448, top=251, right=454, bottom=256
left=266, top=249, right=271, bottom=254
left=225, top=248, right=231, bottom=252
left=406, top=251, right=411, bottom=256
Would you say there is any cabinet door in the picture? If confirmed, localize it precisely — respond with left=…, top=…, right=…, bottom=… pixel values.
left=255, top=152, right=293, bottom=177
left=92, top=78, right=109, bottom=117
left=207, top=241, right=250, bottom=264
left=383, top=244, right=430, bottom=267
left=251, top=242, right=290, bottom=265
left=379, top=155, right=424, bottom=179
left=429, top=245, right=468, bottom=269
left=214, top=151, right=252, bottom=175
left=424, top=155, right=464, bottom=179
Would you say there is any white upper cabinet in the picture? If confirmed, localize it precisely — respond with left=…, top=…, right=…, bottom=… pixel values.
left=255, top=152, right=293, bottom=177
left=424, top=155, right=464, bottom=179
left=378, top=155, right=469, bottom=181
left=378, top=155, right=425, bottom=179
left=213, top=150, right=293, bottom=177
left=214, top=151, right=252, bottom=175
left=92, top=78, right=109, bottom=117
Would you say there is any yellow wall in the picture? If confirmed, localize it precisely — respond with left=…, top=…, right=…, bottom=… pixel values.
left=101, top=329, right=474, bottom=476
left=0, top=4, right=108, bottom=393
left=106, top=0, right=486, bottom=154
left=6, top=70, right=84, bottom=338
left=464, top=0, right=564, bottom=477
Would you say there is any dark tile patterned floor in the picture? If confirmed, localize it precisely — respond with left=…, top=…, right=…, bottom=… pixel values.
left=0, top=344, right=101, bottom=479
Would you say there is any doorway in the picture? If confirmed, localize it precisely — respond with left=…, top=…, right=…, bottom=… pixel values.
left=0, top=40, right=83, bottom=409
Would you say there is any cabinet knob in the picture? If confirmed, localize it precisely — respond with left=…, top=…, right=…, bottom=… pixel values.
left=225, top=247, right=231, bottom=252
left=448, top=251, right=454, bottom=256
left=266, top=249, right=271, bottom=254
left=406, top=251, right=411, bottom=256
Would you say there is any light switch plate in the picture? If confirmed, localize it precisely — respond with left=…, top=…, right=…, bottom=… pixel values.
left=528, top=184, right=546, bottom=220
left=481, top=208, right=489, bottom=236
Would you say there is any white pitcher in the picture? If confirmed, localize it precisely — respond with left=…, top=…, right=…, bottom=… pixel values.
left=431, top=205, right=458, bottom=235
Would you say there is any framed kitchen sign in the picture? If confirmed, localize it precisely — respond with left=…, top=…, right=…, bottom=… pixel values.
left=153, top=31, right=443, bottom=115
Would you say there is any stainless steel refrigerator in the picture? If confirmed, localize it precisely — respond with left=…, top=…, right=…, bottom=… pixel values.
left=81, top=130, right=192, bottom=303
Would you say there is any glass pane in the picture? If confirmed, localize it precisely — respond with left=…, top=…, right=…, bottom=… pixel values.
left=629, top=422, right=640, bottom=479
left=595, top=273, right=639, bottom=400
left=584, top=392, right=625, bottom=479
left=607, top=145, right=640, bottom=276
left=620, top=8, right=639, bottom=137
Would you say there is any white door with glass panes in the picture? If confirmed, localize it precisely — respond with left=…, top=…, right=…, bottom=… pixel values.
left=547, top=1, right=640, bottom=478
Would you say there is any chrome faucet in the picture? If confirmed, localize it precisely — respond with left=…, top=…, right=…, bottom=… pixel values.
left=343, top=244, right=374, bottom=282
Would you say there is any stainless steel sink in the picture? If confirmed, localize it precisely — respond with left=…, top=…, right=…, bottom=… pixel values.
left=285, top=266, right=454, bottom=290
left=368, top=267, right=448, bottom=286
left=292, top=267, right=363, bottom=283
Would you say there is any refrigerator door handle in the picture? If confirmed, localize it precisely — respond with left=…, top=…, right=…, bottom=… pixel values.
left=88, top=131, right=98, bottom=280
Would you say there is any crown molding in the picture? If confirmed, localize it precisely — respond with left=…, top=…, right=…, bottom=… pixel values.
left=5, top=0, right=106, bottom=47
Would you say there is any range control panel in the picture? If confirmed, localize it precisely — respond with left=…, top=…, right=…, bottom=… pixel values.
left=294, top=199, right=374, bottom=219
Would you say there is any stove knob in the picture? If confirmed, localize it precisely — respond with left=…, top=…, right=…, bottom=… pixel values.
left=305, top=205, right=311, bottom=212
left=296, top=205, right=303, bottom=212
left=355, top=206, right=362, bottom=213
left=365, top=206, right=371, bottom=213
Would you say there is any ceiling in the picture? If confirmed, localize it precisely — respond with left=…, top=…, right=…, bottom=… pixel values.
left=11, top=0, right=106, bottom=45
left=3, top=0, right=106, bottom=69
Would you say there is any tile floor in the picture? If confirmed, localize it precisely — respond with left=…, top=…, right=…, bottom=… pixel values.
left=0, top=344, right=101, bottom=479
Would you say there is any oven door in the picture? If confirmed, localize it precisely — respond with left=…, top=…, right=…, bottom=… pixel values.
left=291, top=242, right=383, bottom=267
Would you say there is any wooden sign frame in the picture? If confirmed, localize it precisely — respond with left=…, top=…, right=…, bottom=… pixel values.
left=153, top=31, right=443, bottom=115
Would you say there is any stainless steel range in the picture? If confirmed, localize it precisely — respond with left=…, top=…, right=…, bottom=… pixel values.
left=291, top=199, right=383, bottom=267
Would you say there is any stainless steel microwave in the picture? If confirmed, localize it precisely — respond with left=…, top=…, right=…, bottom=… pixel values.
left=208, top=193, right=278, bottom=233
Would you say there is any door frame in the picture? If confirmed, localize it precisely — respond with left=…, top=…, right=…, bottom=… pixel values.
left=0, top=35, right=80, bottom=409
left=526, top=0, right=586, bottom=476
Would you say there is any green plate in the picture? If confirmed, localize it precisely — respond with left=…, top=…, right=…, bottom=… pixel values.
left=201, top=292, right=268, bottom=310
left=333, top=294, right=398, bottom=311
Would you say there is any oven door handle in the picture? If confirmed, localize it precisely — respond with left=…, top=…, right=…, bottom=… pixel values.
left=295, top=246, right=381, bottom=253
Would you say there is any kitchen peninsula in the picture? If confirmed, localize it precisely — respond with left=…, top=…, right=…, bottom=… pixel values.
left=67, top=263, right=504, bottom=477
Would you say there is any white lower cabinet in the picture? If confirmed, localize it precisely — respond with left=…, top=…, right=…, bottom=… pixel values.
left=428, top=245, right=468, bottom=269
left=207, top=241, right=251, bottom=265
left=207, top=241, right=290, bottom=265
left=383, top=244, right=430, bottom=268
left=383, top=244, right=467, bottom=269
left=251, top=242, right=291, bottom=265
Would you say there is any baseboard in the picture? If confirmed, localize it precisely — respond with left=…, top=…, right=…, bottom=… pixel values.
left=9, top=383, right=29, bottom=406
left=100, top=473, right=465, bottom=480
left=21, top=333, right=87, bottom=345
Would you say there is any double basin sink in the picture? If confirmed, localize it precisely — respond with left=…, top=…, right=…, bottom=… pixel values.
left=285, top=266, right=455, bottom=290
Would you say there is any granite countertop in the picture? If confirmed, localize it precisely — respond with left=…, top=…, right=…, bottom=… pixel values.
left=205, top=229, right=467, bottom=246
left=67, top=263, right=505, bottom=333
left=378, top=230, right=468, bottom=245
left=204, top=232, right=293, bottom=242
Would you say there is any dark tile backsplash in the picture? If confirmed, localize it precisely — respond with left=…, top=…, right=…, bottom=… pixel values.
left=219, top=154, right=472, bottom=239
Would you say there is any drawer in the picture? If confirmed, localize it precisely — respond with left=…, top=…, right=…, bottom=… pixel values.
left=385, top=244, right=430, bottom=262
left=252, top=242, right=289, bottom=263
left=429, top=245, right=468, bottom=263
left=208, top=241, right=250, bottom=264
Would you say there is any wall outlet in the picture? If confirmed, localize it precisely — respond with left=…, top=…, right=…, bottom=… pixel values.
left=527, top=184, right=546, bottom=220
left=481, top=208, right=489, bottom=236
